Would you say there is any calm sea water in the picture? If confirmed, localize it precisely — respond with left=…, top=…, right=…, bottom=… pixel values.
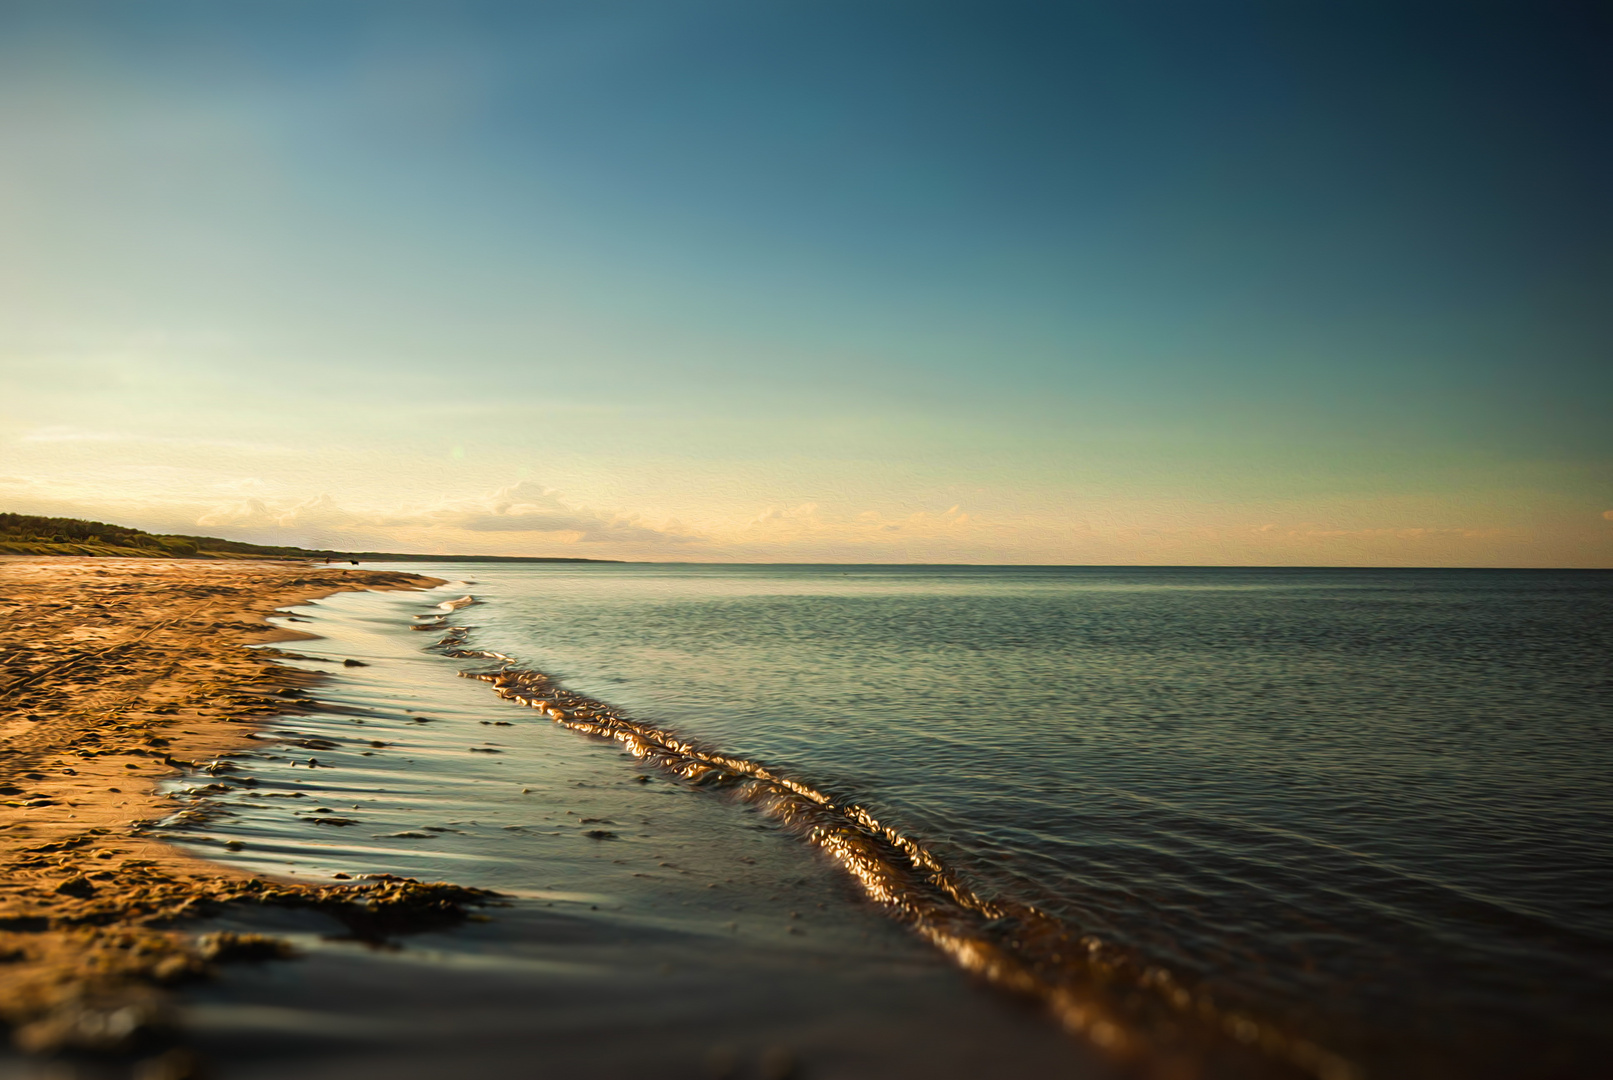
left=167, top=565, right=1613, bottom=1079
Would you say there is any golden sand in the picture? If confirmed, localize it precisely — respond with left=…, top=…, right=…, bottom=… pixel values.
left=0, top=557, right=497, bottom=1065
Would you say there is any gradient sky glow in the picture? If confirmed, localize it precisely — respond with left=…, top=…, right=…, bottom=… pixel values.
left=2, top=1, right=1608, bottom=564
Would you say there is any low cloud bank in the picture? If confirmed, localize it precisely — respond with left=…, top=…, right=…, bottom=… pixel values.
left=405, top=480, right=701, bottom=545
left=197, top=480, right=703, bottom=551
left=4, top=470, right=1606, bottom=565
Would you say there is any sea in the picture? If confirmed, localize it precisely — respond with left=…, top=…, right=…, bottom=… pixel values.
left=152, top=564, right=1611, bottom=1080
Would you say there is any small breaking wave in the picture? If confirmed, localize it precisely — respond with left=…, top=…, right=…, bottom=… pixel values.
left=410, top=595, right=480, bottom=631
left=441, top=635, right=1356, bottom=1080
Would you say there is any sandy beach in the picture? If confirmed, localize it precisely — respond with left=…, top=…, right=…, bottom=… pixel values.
left=5, top=558, right=1605, bottom=1080
left=0, top=557, right=465, bottom=1069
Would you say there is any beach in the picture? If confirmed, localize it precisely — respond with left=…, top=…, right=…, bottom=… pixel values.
left=2, top=559, right=1608, bottom=1079
left=5, top=4, right=1603, bottom=1076
left=0, top=557, right=458, bottom=1071
left=0, top=559, right=1111, bottom=1080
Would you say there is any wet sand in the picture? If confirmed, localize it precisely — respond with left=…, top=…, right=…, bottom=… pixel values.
left=0, top=557, right=459, bottom=1067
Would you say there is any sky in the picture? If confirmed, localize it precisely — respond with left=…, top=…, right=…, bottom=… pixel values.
left=1, top=0, right=1608, bottom=565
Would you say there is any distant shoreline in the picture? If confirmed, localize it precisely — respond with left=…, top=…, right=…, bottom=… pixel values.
left=307, top=552, right=621, bottom=563
left=0, top=512, right=623, bottom=563
left=5, top=547, right=1609, bottom=571
left=0, top=544, right=621, bottom=564
left=4, top=514, right=1606, bottom=569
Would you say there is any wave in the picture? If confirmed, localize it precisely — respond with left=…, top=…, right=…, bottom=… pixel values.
left=438, top=631, right=1356, bottom=1080
left=408, top=596, right=480, bottom=631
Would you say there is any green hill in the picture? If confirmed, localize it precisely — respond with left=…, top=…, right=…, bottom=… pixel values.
left=0, top=512, right=615, bottom=563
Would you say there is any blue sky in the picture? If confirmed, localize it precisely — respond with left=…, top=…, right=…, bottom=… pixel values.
left=1, top=1, right=1608, bottom=564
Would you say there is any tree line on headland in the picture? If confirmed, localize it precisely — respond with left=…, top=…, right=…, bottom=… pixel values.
left=0, top=513, right=616, bottom=563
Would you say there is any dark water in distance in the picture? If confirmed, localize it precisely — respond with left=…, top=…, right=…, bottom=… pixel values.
left=165, top=565, right=1612, bottom=1079
left=446, top=565, right=1613, bottom=1077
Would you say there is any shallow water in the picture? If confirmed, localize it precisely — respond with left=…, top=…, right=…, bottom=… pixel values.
left=161, top=565, right=1613, bottom=1078
left=152, top=577, right=1100, bottom=1080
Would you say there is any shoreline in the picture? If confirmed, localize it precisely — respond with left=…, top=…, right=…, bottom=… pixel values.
left=154, top=576, right=1120, bottom=1080
left=0, top=556, right=475, bottom=1064
left=443, top=641, right=1355, bottom=1080
left=0, top=559, right=1599, bottom=1078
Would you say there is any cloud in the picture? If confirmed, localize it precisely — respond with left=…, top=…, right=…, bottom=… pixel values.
left=850, top=504, right=970, bottom=536
left=748, top=502, right=821, bottom=528
left=197, top=493, right=357, bottom=530
left=196, top=498, right=276, bottom=529
left=1243, top=523, right=1512, bottom=543
left=196, top=480, right=703, bottom=550
left=412, top=480, right=703, bottom=545
left=740, top=500, right=977, bottom=548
